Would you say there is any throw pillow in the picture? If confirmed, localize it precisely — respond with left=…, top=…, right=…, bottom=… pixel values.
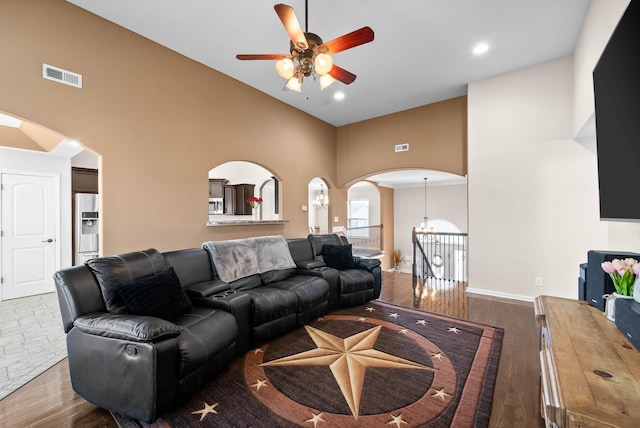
left=86, top=248, right=168, bottom=314
left=322, top=244, right=355, bottom=270
left=117, top=267, right=192, bottom=319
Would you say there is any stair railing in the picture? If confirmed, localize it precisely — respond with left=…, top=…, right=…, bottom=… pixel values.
left=412, top=228, right=468, bottom=284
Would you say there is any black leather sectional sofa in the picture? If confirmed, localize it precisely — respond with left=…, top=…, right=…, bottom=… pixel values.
left=53, top=234, right=381, bottom=422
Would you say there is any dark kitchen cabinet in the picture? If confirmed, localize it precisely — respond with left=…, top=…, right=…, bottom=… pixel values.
left=208, top=179, right=227, bottom=199
left=233, top=184, right=255, bottom=215
left=224, top=185, right=235, bottom=215
left=223, top=184, right=255, bottom=215
left=72, top=167, right=98, bottom=194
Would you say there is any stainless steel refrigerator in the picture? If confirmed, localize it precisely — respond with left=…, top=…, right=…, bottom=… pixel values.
left=74, top=193, right=99, bottom=265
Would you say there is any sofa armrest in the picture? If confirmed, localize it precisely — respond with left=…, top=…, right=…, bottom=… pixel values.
left=296, top=260, right=325, bottom=269
left=184, top=279, right=231, bottom=298
left=295, top=267, right=341, bottom=309
left=355, top=257, right=381, bottom=271
left=74, top=313, right=181, bottom=343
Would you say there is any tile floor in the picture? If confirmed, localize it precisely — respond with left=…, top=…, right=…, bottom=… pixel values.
left=0, top=292, right=67, bottom=400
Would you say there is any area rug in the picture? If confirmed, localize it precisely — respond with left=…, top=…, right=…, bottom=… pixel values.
left=112, top=300, right=503, bottom=427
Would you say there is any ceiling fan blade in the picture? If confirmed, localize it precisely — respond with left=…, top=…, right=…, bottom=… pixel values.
left=236, top=54, right=288, bottom=60
left=329, top=65, right=356, bottom=85
left=319, top=27, right=374, bottom=54
left=274, top=4, right=308, bottom=50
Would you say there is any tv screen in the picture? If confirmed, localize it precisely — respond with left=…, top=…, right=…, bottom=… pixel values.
left=593, top=0, right=640, bottom=221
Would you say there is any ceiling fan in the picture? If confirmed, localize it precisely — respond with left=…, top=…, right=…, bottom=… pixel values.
left=236, top=1, right=374, bottom=92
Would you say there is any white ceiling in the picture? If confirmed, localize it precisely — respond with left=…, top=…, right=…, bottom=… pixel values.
left=66, top=0, right=592, bottom=128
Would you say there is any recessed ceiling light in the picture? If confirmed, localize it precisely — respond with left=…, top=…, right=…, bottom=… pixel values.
left=0, top=112, right=22, bottom=128
left=334, top=92, right=345, bottom=100
left=473, top=42, right=489, bottom=55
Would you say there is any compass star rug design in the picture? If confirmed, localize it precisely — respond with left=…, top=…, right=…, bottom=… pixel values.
left=113, top=301, right=503, bottom=428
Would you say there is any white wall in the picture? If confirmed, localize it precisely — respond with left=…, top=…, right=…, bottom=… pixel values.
left=209, top=161, right=273, bottom=186
left=348, top=183, right=381, bottom=224
left=573, top=0, right=640, bottom=253
left=573, top=0, right=631, bottom=136
left=0, top=146, right=73, bottom=272
left=394, top=183, right=467, bottom=272
left=468, top=57, right=608, bottom=301
left=71, top=149, right=99, bottom=169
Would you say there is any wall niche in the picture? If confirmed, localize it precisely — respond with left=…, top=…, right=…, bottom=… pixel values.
left=207, top=161, right=281, bottom=225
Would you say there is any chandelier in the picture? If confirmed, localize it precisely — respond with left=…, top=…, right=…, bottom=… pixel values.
left=275, top=34, right=336, bottom=92
left=420, top=177, right=429, bottom=230
left=312, top=183, right=329, bottom=209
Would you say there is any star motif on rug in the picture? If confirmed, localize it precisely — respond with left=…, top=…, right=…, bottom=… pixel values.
left=365, top=306, right=375, bottom=312
left=358, top=317, right=367, bottom=322
left=305, top=412, right=326, bottom=427
left=260, top=325, right=435, bottom=420
left=387, top=413, right=408, bottom=427
left=251, top=379, right=268, bottom=391
left=398, top=328, right=409, bottom=335
left=191, top=402, right=218, bottom=421
left=447, top=327, right=460, bottom=334
left=415, top=319, right=428, bottom=325
left=389, top=313, right=399, bottom=318
left=252, top=348, right=264, bottom=354
left=431, top=352, right=446, bottom=361
left=431, top=387, right=451, bottom=401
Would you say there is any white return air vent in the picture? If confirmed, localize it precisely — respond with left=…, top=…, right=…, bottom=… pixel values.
left=42, top=63, right=82, bottom=88
left=395, top=143, right=409, bottom=153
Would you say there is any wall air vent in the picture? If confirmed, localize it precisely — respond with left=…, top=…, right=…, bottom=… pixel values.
left=395, top=143, right=409, bottom=152
left=42, top=63, right=82, bottom=88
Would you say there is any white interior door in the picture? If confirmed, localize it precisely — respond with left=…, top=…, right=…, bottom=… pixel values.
left=1, top=173, right=56, bottom=300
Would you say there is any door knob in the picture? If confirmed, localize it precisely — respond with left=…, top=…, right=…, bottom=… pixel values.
left=42, top=239, right=53, bottom=243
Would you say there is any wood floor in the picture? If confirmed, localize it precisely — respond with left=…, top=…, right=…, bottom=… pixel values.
left=0, top=272, right=543, bottom=427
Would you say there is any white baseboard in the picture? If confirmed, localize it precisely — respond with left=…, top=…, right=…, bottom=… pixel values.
left=466, top=287, right=535, bottom=303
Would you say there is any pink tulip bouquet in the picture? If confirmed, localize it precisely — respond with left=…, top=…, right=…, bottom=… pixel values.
left=601, top=258, right=640, bottom=296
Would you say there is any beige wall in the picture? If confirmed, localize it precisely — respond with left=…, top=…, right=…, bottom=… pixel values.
left=0, top=126, right=44, bottom=152
left=379, top=185, right=394, bottom=270
left=0, top=0, right=466, bottom=273
left=336, top=96, right=467, bottom=187
left=0, top=0, right=336, bottom=255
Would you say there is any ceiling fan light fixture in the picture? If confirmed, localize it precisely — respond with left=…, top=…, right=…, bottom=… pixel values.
left=314, top=53, right=333, bottom=75
left=285, top=77, right=302, bottom=92
left=319, top=74, right=336, bottom=90
left=275, top=58, right=295, bottom=79
left=237, top=4, right=374, bottom=92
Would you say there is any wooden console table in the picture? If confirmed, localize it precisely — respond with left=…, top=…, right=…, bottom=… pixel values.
left=534, top=296, right=640, bottom=427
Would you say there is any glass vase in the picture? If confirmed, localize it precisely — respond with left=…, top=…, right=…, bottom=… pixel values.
left=634, top=276, right=640, bottom=304
left=605, top=292, right=634, bottom=322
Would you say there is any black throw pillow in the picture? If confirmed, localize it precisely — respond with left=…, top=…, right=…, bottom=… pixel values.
left=323, top=244, right=355, bottom=270
left=117, top=267, right=192, bottom=319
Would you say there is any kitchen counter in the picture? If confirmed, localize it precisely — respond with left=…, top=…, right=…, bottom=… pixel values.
left=206, top=219, right=289, bottom=226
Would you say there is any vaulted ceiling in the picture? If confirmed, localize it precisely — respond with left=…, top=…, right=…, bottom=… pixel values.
left=66, top=0, right=592, bottom=127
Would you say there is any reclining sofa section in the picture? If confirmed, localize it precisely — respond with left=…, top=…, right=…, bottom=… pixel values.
left=53, top=234, right=381, bottom=423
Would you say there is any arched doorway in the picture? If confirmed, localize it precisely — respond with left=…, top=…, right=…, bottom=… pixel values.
left=308, top=177, right=329, bottom=234
left=346, top=181, right=382, bottom=252
left=208, top=161, right=279, bottom=221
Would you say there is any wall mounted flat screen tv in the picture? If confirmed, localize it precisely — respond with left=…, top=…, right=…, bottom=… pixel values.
left=593, top=0, right=640, bottom=221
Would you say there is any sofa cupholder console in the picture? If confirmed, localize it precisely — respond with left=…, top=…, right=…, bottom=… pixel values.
left=54, top=234, right=381, bottom=423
